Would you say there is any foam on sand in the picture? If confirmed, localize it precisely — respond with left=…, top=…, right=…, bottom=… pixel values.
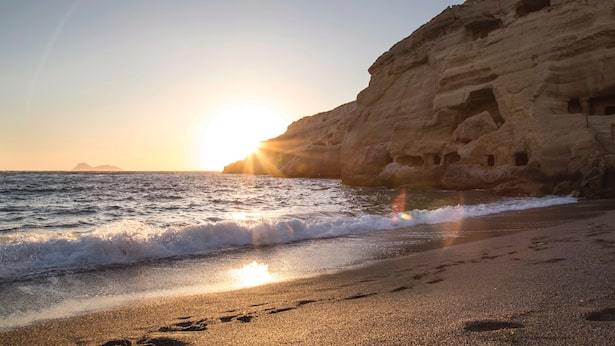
left=0, top=196, right=576, bottom=281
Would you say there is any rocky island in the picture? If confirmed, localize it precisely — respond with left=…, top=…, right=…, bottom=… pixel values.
left=72, top=162, right=122, bottom=172
left=225, top=0, right=615, bottom=197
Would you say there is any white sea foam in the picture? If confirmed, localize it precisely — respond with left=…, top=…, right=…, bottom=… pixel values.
left=0, top=196, right=576, bottom=281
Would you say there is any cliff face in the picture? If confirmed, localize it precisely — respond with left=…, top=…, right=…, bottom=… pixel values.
left=225, top=0, right=615, bottom=197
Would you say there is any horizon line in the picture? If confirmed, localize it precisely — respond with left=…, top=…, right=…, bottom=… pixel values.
left=0, top=169, right=223, bottom=173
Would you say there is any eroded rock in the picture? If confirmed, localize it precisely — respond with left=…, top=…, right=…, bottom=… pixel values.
left=224, top=0, right=615, bottom=197
left=453, top=111, right=498, bottom=144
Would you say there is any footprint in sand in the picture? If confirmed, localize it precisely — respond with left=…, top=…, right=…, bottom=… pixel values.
left=101, top=339, right=132, bottom=346
left=158, top=319, right=207, bottom=332
left=101, top=337, right=188, bottom=346
left=528, top=243, right=549, bottom=251
left=426, top=278, right=444, bottom=285
left=412, top=273, right=427, bottom=280
left=343, top=293, right=377, bottom=300
left=585, top=308, right=615, bottom=321
left=296, top=299, right=317, bottom=306
left=480, top=254, right=501, bottom=260
left=268, top=307, right=296, bottom=314
left=531, top=258, right=566, bottom=265
left=219, top=314, right=239, bottom=323
left=219, top=314, right=253, bottom=323
left=463, top=320, right=524, bottom=332
left=137, top=337, right=187, bottom=346
left=236, top=315, right=253, bottom=323
left=390, top=286, right=410, bottom=293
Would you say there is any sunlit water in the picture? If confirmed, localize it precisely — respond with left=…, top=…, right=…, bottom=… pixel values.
left=0, top=172, right=576, bottom=329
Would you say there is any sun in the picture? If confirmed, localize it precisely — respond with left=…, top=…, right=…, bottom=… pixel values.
left=195, top=103, right=288, bottom=171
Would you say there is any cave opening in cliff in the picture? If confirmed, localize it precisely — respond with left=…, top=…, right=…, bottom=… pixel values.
left=516, top=0, right=551, bottom=18
left=453, top=87, right=504, bottom=127
left=589, top=94, right=615, bottom=115
left=514, top=152, right=529, bottom=166
left=425, top=154, right=442, bottom=166
left=487, top=155, right=495, bottom=167
left=397, top=155, right=424, bottom=167
left=465, top=18, right=502, bottom=40
left=568, top=97, right=582, bottom=114
left=444, top=152, right=461, bottom=165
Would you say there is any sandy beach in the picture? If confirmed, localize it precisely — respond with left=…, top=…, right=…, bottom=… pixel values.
left=2, top=199, right=615, bottom=345
left=4, top=0, right=615, bottom=345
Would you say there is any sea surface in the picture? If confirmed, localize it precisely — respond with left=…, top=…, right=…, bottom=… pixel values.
left=0, top=172, right=576, bottom=329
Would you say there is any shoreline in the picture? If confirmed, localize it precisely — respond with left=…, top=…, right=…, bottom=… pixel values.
left=3, top=199, right=615, bottom=345
left=0, top=194, right=576, bottom=283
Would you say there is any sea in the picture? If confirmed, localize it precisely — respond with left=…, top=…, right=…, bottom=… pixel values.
left=0, top=172, right=576, bottom=329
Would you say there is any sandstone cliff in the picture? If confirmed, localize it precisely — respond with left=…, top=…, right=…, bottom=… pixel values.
left=225, top=0, right=615, bottom=197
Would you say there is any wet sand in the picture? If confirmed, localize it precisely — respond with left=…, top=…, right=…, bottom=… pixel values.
left=3, top=200, right=615, bottom=345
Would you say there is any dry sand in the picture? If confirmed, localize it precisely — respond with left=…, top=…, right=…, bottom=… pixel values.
left=3, top=200, right=615, bottom=345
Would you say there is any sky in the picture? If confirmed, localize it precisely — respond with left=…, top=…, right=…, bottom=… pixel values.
left=0, top=0, right=463, bottom=171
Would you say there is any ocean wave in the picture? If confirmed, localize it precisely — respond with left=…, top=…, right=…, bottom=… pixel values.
left=0, top=196, right=576, bottom=281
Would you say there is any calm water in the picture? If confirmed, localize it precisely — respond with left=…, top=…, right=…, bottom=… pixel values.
left=0, top=171, right=393, bottom=232
left=0, top=172, right=575, bottom=329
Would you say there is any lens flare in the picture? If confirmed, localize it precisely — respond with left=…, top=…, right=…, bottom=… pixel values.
left=392, top=189, right=413, bottom=222
left=392, top=189, right=406, bottom=214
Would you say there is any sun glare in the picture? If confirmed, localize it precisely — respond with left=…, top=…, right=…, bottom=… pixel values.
left=196, top=103, right=288, bottom=171
left=230, top=261, right=274, bottom=288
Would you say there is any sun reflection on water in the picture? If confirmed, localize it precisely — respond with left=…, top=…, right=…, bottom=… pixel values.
left=230, top=261, right=274, bottom=288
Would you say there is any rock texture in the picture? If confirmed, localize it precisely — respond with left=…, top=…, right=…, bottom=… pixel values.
left=225, top=0, right=615, bottom=197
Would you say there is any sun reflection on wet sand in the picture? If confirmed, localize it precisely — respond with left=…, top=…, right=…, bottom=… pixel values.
left=230, top=261, right=275, bottom=288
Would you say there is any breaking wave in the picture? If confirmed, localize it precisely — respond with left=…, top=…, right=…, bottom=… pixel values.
left=0, top=196, right=576, bottom=281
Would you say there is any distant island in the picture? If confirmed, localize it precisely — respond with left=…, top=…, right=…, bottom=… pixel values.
left=72, top=162, right=122, bottom=172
